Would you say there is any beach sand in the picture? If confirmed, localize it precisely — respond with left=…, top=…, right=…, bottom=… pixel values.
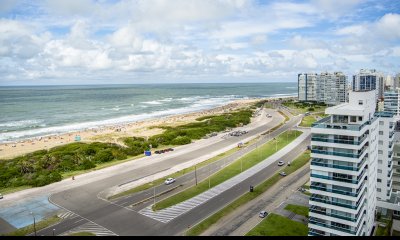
left=0, top=97, right=295, bottom=160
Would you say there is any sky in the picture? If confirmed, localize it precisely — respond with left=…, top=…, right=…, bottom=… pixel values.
left=0, top=0, right=399, bottom=85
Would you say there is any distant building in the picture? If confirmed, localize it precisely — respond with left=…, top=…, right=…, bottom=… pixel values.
left=395, top=73, right=400, bottom=90
left=298, top=72, right=347, bottom=106
left=298, top=73, right=320, bottom=102
left=352, top=69, right=385, bottom=100
left=384, top=90, right=400, bottom=116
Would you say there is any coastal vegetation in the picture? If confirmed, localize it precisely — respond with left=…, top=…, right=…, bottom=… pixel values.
left=0, top=109, right=253, bottom=190
left=186, top=151, right=311, bottom=236
left=153, top=130, right=302, bottom=211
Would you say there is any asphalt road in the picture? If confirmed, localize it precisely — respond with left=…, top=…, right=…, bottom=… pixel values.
left=35, top=110, right=306, bottom=236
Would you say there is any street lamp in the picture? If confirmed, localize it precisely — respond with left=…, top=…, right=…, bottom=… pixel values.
left=208, top=164, right=211, bottom=189
left=153, top=184, right=156, bottom=206
left=53, top=229, right=55, bottom=236
left=30, top=212, right=37, bottom=236
left=194, top=165, right=198, bottom=186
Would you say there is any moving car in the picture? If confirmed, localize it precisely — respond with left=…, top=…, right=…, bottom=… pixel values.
left=164, top=178, right=176, bottom=185
left=279, top=172, right=287, bottom=177
left=278, top=161, right=285, bottom=166
left=259, top=211, right=268, bottom=218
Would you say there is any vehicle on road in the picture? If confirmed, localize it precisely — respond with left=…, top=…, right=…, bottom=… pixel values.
left=278, top=161, right=285, bottom=166
left=259, top=211, right=268, bottom=218
left=279, top=172, right=287, bottom=177
left=305, top=112, right=310, bottom=116
left=0, top=193, right=3, bottom=199
left=164, top=178, right=176, bottom=185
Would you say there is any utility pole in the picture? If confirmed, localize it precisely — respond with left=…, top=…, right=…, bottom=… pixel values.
left=208, top=164, right=211, bottom=189
left=154, top=185, right=156, bottom=206
left=195, top=165, right=198, bottom=186
left=30, top=212, right=36, bottom=236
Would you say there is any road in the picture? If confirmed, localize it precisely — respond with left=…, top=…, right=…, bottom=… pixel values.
left=31, top=108, right=310, bottom=236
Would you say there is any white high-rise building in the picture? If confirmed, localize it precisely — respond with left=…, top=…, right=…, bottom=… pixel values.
left=309, top=90, right=379, bottom=236
left=375, top=112, right=395, bottom=202
left=352, top=69, right=385, bottom=100
left=298, top=72, right=347, bottom=105
left=298, top=73, right=319, bottom=102
left=384, top=90, right=400, bottom=116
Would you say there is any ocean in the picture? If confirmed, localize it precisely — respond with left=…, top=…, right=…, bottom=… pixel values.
left=0, top=83, right=297, bottom=143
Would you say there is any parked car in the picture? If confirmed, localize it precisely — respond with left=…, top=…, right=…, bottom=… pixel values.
left=164, top=178, right=176, bottom=185
left=278, top=161, right=285, bottom=166
left=259, top=211, right=268, bottom=218
left=168, top=148, right=174, bottom=151
left=279, top=172, right=287, bottom=177
left=155, top=150, right=161, bottom=154
left=0, top=193, right=3, bottom=199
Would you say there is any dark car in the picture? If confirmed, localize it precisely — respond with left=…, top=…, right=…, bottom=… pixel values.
left=155, top=150, right=161, bottom=154
left=168, top=148, right=174, bottom=151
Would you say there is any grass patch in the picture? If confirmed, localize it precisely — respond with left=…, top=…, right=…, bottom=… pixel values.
left=299, top=116, right=316, bottom=127
left=69, top=232, right=96, bottom=236
left=278, top=111, right=290, bottom=122
left=0, top=185, right=32, bottom=195
left=153, top=130, right=302, bottom=211
left=3, top=215, right=61, bottom=236
left=246, top=213, right=308, bottom=236
left=284, top=204, right=309, bottom=217
left=185, top=151, right=310, bottom=236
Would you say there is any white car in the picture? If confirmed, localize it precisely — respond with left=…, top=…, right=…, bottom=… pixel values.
left=279, top=172, right=287, bottom=177
left=0, top=193, right=3, bottom=199
left=164, top=178, right=176, bottom=185
left=278, top=161, right=285, bottom=166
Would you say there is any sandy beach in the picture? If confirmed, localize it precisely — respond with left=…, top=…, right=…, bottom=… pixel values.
left=0, top=97, right=294, bottom=160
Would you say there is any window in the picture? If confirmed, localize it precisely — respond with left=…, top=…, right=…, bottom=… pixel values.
left=350, top=116, right=357, bottom=123
left=377, top=188, right=382, bottom=192
left=378, top=169, right=382, bottom=173
left=378, top=150, right=383, bottom=154
left=380, top=121, right=384, bottom=126
left=359, top=117, right=363, bottom=121
left=359, top=100, right=363, bottom=105
left=379, top=141, right=383, bottom=145
left=379, top=131, right=384, bottom=135
left=378, top=179, right=382, bottom=183
left=378, top=160, right=383, bottom=164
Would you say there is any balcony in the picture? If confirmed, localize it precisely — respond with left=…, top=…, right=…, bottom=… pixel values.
left=311, top=156, right=367, bottom=172
left=312, top=117, right=376, bottom=132
left=311, top=135, right=367, bottom=146
left=309, top=207, right=359, bottom=222
left=389, top=151, right=394, bottom=158
left=309, top=218, right=357, bottom=235
left=310, top=181, right=366, bottom=198
left=311, top=174, right=360, bottom=184
left=310, top=190, right=366, bottom=211
left=312, top=147, right=367, bottom=159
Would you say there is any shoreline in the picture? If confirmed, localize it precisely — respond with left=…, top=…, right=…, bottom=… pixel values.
left=0, top=96, right=296, bottom=160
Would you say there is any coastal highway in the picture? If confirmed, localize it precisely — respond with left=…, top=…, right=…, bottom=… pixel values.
left=35, top=110, right=306, bottom=236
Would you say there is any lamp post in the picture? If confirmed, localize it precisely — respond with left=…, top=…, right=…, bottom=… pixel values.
left=53, top=229, right=55, bottom=236
left=30, top=212, right=37, bottom=236
left=194, top=165, right=198, bottom=186
left=208, top=164, right=211, bottom=189
left=153, top=184, right=156, bottom=206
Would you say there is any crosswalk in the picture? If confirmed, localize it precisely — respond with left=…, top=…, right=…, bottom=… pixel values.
left=60, top=221, right=118, bottom=236
left=57, top=211, right=76, bottom=219
left=139, top=130, right=310, bottom=223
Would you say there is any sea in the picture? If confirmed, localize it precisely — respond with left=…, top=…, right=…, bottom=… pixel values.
left=0, top=83, right=297, bottom=143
